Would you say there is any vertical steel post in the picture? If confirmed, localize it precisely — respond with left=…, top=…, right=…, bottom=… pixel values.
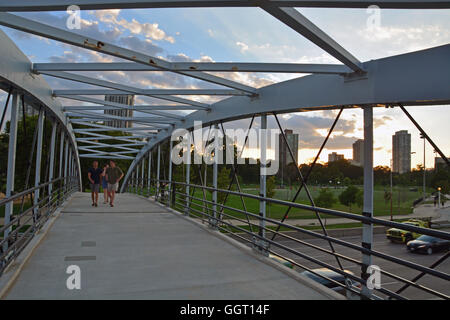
left=48, top=121, right=57, bottom=203
left=33, top=108, right=45, bottom=224
left=141, top=159, right=145, bottom=196
left=58, top=131, right=64, bottom=202
left=64, top=137, right=69, bottom=199
left=185, top=140, right=191, bottom=216
left=136, top=163, right=139, bottom=194
left=259, top=114, right=267, bottom=251
left=361, top=106, right=374, bottom=299
left=147, top=151, right=152, bottom=196
left=423, top=135, right=426, bottom=200
left=3, top=93, right=20, bottom=252
left=68, top=148, right=72, bottom=193
left=168, top=139, right=173, bottom=206
left=156, top=144, right=161, bottom=200
left=212, top=124, right=219, bottom=228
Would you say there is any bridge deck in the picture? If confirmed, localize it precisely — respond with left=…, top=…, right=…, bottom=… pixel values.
left=3, top=193, right=330, bottom=300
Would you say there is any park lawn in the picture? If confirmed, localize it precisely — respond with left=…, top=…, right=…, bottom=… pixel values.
left=184, top=185, right=420, bottom=221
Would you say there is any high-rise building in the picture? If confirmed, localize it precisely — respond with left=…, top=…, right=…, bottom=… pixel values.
left=278, top=129, right=299, bottom=166
left=434, top=156, right=448, bottom=171
left=278, top=129, right=299, bottom=182
left=328, top=152, right=344, bottom=163
left=392, top=130, right=411, bottom=173
left=104, top=94, right=135, bottom=128
left=352, top=139, right=364, bottom=166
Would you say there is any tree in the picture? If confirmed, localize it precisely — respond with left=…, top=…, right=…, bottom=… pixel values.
left=266, top=175, right=276, bottom=217
left=314, top=188, right=336, bottom=208
left=435, top=180, right=449, bottom=195
left=216, top=167, right=231, bottom=204
left=339, top=185, right=360, bottom=212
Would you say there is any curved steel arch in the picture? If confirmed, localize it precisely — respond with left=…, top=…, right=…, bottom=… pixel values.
left=120, top=44, right=450, bottom=191
left=0, top=30, right=82, bottom=186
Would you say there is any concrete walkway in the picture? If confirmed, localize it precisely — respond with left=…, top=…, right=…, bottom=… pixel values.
left=2, top=193, right=330, bottom=300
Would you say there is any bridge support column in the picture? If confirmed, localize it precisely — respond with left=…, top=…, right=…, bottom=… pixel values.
left=58, top=131, right=64, bottom=202
left=3, top=93, right=20, bottom=254
left=147, top=151, right=152, bottom=196
left=156, top=144, right=161, bottom=201
left=185, top=146, right=190, bottom=216
left=211, top=124, right=219, bottom=229
left=141, top=158, right=145, bottom=196
left=168, top=139, right=173, bottom=206
left=361, top=106, right=374, bottom=299
left=256, top=114, right=269, bottom=255
left=48, top=121, right=57, bottom=205
left=33, top=108, right=44, bottom=225
left=136, top=163, right=139, bottom=194
left=64, top=136, right=69, bottom=199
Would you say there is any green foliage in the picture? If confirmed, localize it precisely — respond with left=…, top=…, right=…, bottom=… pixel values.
left=314, top=188, right=336, bottom=208
left=266, top=176, right=276, bottom=204
left=217, top=166, right=231, bottom=204
left=338, top=185, right=360, bottom=212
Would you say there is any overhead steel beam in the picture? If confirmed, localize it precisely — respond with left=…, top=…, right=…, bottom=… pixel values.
left=68, top=114, right=176, bottom=125
left=63, top=105, right=200, bottom=112
left=67, top=111, right=177, bottom=122
left=36, top=62, right=352, bottom=74
left=78, top=141, right=146, bottom=149
left=0, top=12, right=256, bottom=94
left=77, top=140, right=145, bottom=148
left=78, top=146, right=140, bottom=153
left=75, top=132, right=153, bottom=141
left=54, top=88, right=246, bottom=96
left=39, top=70, right=209, bottom=109
left=79, top=154, right=135, bottom=160
left=58, top=94, right=185, bottom=119
left=1, top=1, right=448, bottom=11
left=260, top=5, right=364, bottom=72
left=77, top=137, right=147, bottom=144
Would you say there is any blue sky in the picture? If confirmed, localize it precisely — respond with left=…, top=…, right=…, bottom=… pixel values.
left=0, top=7, right=449, bottom=168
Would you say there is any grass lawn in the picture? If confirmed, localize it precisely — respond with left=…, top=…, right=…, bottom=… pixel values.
left=182, top=184, right=421, bottom=221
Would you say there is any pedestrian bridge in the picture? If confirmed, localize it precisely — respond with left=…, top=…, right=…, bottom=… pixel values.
left=0, top=193, right=333, bottom=300
left=0, top=1, right=449, bottom=300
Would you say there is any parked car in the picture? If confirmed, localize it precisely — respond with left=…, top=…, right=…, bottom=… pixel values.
left=386, top=219, right=428, bottom=243
left=406, top=235, right=450, bottom=255
left=269, top=254, right=294, bottom=269
left=299, top=268, right=360, bottom=297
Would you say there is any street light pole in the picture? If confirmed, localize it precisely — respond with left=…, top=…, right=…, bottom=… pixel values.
left=421, top=133, right=426, bottom=200
left=390, top=158, right=393, bottom=221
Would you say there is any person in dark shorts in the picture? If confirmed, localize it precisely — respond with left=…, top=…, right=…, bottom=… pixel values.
left=101, top=164, right=109, bottom=204
left=88, top=161, right=103, bottom=207
left=106, top=160, right=124, bottom=207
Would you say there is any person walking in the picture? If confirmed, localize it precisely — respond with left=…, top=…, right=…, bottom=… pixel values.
left=88, top=160, right=103, bottom=207
left=101, top=164, right=109, bottom=204
left=106, top=160, right=124, bottom=207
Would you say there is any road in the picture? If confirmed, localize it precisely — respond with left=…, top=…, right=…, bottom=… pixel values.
left=233, top=231, right=450, bottom=300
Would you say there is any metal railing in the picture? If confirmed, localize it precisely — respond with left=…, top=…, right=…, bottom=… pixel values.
left=0, top=175, right=79, bottom=275
left=134, top=178, right=450, bottom=300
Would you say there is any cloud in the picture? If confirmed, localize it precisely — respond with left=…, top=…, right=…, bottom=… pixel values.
left=236, top=41, right=249, bottom=53
left=93, top=9, right=175, bottom=43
